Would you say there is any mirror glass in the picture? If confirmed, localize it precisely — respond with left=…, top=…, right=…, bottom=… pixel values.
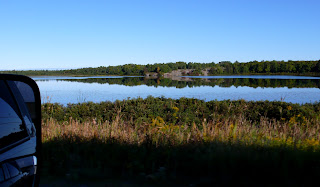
left=0, top=80, right=29, bottom=149
left=0, top=75, right=41, bottom=186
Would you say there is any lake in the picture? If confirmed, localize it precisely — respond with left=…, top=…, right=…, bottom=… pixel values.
left=32, top=75, right=320, bottom=105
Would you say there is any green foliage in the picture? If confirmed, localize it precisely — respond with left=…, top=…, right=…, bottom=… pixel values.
left=42, top=97, right=320, bottom=127
left=2, top=60, right=320, bottom=76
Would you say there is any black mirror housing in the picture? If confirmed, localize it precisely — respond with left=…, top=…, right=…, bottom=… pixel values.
left=0, top=74, right=41, bottom=186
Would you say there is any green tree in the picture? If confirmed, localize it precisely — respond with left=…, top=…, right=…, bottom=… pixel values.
left=241, top=64, right=249, bottom=74
left=257, top=63, right=264, bottom=73
left=316, top=60, right=320, bottom=72
left=265, top=63, right=271, bottom=73
left=233, top=61, right=240, bottom=74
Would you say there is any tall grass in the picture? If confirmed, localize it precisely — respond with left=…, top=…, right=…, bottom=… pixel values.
left=42, top=114, right=320, bottom=151
left=42, top=108, right=320, bottom=186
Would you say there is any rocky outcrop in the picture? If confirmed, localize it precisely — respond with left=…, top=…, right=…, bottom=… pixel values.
left=163, top=68, right=210, bottom=78
left=163, top=69, right=194, bottom=78
left=145, top=68, right=211, bottom=78
left=201, top=68, right=210, bottom=76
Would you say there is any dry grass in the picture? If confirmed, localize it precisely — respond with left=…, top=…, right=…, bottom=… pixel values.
left=42, top=114, right=320, bottom=151
left=41, top=114, right=320, bottom=186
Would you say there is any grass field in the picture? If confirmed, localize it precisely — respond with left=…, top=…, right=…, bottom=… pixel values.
left=41, top=97, right=320, bottom=186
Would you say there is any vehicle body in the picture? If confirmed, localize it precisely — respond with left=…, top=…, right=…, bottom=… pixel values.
left=0, top=74, right=41, bottom=186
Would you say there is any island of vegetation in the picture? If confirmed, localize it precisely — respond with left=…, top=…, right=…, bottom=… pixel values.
left=2, top=60, right=320, bottom=77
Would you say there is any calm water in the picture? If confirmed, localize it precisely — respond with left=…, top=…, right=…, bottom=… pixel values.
left=32, top=75, right=320, bottom=105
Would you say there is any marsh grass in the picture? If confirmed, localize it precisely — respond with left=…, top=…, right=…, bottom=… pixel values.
left=42, top=110, right=320, bottom=186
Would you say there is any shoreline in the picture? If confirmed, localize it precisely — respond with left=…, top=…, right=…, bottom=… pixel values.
left=27, top=73, right=320, bottom=78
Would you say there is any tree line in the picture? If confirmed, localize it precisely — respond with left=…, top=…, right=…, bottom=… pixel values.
left=1, top=60, right=320, bottom=76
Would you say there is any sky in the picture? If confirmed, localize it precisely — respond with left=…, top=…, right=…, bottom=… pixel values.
left=0, top=0, right=319, bottom=70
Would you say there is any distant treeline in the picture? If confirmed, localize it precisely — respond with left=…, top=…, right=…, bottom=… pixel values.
left=2, top=60, right=320, bottom=76
left=52, top=77, right=320, bottom=89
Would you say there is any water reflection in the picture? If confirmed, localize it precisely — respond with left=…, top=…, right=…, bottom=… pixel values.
left=35, top=76, right=320, bottom=89
left=32, top=76, right=320, bottom=105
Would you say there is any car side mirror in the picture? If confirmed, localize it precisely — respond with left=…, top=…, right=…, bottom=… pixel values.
left=0, top=74, right=41, bottom=186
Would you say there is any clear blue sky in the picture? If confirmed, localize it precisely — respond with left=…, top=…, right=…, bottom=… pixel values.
left=1, top=0, right=319, bottom=70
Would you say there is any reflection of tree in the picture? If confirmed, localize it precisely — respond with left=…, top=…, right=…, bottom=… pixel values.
left=58, top=77, right=320, bottom=89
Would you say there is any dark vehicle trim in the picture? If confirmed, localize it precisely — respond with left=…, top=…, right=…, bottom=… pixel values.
left=0, top=74, right=41, bottom=186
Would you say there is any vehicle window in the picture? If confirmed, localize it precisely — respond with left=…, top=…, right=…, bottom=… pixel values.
left=0, top=80, right=28, bottom=149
